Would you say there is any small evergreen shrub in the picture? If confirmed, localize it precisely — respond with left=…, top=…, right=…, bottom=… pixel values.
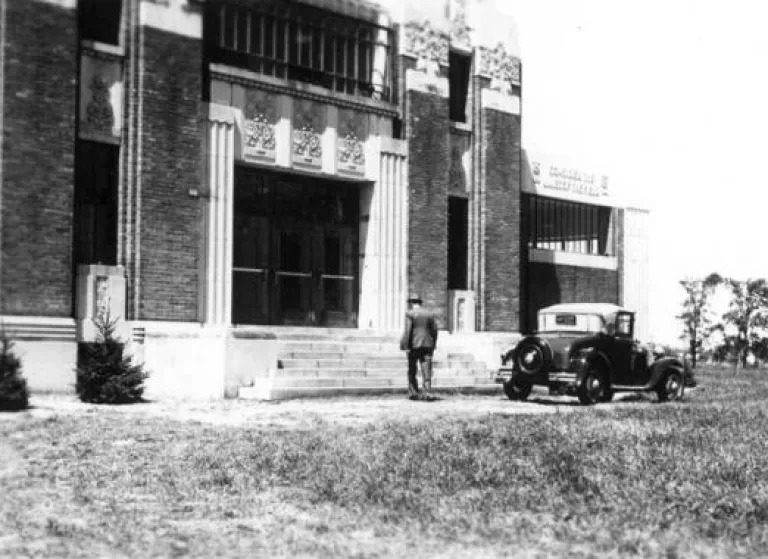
left=76, top=316, right=148, bottom=404
left=0, top=334, right=29, bottom=411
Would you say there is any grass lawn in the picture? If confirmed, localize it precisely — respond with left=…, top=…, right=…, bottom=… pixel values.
left=2, top=366, right=768, bottom=557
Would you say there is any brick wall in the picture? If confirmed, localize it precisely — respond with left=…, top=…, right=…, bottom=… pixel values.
left=526, top=262, right=620, bottom=332
left=406, top=88, right=449, bottom=327
left=481, top=107, right=521, bottom=331
left=136, top=27, right=203, bottom=321
left=1, top=0, right=78, bottom=316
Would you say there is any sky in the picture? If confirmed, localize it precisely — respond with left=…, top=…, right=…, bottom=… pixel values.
left=497, top=0, right=768, bottom=345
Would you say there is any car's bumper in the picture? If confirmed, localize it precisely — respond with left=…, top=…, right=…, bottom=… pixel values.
left=493, top=368, right=577, bottom=386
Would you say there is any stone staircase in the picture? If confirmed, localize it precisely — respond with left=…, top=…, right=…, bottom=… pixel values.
left=238, top=330, right=497, bottom=399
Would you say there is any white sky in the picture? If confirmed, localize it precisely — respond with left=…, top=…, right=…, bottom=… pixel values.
left=497, top=0, right=768, bottom=345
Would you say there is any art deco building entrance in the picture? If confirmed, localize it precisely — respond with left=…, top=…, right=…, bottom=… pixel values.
left=232, top=167, right=359, bottom=327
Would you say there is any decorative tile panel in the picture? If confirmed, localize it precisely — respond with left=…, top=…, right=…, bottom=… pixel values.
left=79, top=54, right=123, bottom=144
left=336, top=109, right=367, bottom=176
left=292, top=99, right=324, bottom=168
left=403, top=19, right=449, bottom=74
left=242, top=88, right=278, bottom=162
left=478, top=42, right=522, bottom=94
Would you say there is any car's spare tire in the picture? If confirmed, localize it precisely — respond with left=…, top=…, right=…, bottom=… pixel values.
left=514, top=337, right=552, bottom=376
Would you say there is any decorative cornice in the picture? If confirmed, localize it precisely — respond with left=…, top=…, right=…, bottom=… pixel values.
left=209, top=63, right=399, bottom=119
left=477, top=42, right=521, bottom=93
left=449, top=0, right=473, bottom=52
left=403, top=19, right=449, bottom=70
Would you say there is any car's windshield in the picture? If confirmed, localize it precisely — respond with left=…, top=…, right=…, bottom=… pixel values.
left=538, top=313, right=605, bottom=334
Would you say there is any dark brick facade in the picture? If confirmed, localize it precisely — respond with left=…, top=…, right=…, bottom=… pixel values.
left=525, top=262, right=620, bottom=333
left=406, top=88, right=449, bottom=327
left=1, top=0, right=77, bottom=316
left=481, top=107, right=521, bottom=332
left=136, top=27, right=204, bottom=321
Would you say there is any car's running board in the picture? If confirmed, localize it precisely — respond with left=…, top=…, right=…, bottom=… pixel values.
left=611, top=384, right=655, bottom=391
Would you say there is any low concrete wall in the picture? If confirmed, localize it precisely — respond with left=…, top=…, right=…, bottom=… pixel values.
left=0, top=316, right=77, bottom=393
left=437, top=330, right=521, bottom=371
left=225, top=331, right=281, bottom=398
left=128, top=321, right=227, bottom=401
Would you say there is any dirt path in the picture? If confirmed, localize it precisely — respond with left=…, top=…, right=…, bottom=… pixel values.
left=0, top=388, right=653, bottom=429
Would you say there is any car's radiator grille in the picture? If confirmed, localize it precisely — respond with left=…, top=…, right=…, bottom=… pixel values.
left=552, top=350, right=570, bottom=371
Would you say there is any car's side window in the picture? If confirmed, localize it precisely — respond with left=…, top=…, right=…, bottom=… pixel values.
left=616, top=313, right=633, bottom=338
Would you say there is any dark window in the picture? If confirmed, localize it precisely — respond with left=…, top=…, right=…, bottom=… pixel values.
left=74, top=140, right=119, bottom=266
left=449, top=50, right=471, bottom=122
left=79, top=0, right=122, bottom=45
left=524, top=194, right=615, bottom=256
left=206, top=1, right=395, bottom=102
left=448, top=196, right=469, bottom=289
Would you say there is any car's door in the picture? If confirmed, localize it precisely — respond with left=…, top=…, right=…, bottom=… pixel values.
left=611, top=312, right=635, bottom=385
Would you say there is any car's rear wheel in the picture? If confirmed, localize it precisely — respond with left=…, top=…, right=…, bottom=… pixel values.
left=503, top=379, right=532, bottom=401
left=657, top=369, right=685, bottom=402
left=577, top=368, right=605, bottom=405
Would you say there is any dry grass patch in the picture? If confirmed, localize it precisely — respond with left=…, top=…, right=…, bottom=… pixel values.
left=1, top=366, right=768, bottom=557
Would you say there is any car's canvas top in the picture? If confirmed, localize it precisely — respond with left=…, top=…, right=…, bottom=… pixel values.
left=538, top=303, right=633, bottom=321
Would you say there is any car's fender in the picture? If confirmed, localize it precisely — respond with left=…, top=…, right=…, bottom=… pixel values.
left=648, top=357, right=685, bottom=387
left=571, top=348, right=613, bottom=386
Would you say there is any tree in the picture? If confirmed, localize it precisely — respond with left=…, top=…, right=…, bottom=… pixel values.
left=76, top=315, right=149, bottom=404
left=0, top=334, right=28, bottom=411
left=677, top=273, right=722, bottom=368
left=712, top=278, right=768, bottom=369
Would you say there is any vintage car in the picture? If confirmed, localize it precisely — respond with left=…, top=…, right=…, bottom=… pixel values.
left=494, top=303, right=686, bottom=405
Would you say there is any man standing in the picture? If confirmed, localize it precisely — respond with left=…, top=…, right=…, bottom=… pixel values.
left=399, top=294, right=438, bottom=400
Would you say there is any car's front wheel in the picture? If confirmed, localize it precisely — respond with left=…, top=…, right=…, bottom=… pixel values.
left=503, top=379, right=532, bottom=401
left=599, top=389, right=615, bottom=403
left=577, top=368, right=606, bottom=405
left=657, top=369, right=685, bottom=402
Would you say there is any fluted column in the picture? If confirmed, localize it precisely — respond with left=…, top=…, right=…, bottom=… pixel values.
left=359, top=139, right=407, bottom=331
left=203, top=105, right=235, bottom=325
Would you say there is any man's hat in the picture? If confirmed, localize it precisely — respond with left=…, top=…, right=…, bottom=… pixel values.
left=407, top=293, right=422, bottom=304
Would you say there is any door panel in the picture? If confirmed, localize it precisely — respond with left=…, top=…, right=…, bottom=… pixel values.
left=232, top=183, right=271, bottom=324
left=318, top=229, right=358, bottom=327
left=274, top=227, right=313, bottom=325
left=231, top=167, right=359, bottom=327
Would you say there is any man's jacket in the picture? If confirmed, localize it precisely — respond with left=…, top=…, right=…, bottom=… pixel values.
left=400, top=306, right=438, bottom=351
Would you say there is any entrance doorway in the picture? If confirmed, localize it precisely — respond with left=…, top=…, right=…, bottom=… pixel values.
left=232, top=167, right=360, bottom=327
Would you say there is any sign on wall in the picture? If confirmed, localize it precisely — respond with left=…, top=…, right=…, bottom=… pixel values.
left=523, top=153, right=613, bottom=206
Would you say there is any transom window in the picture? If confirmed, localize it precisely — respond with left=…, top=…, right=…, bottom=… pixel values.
left=525, top=194, right=616, bottom=256
left=205, top=0, right=395, bottom=102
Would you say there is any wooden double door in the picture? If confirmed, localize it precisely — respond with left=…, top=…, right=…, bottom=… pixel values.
left=232, top=168, right=359, bottom=327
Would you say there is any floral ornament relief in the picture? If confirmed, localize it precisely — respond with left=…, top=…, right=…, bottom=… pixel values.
left=243, top=89, right=277, bottom=161
left=404, top=19, right=448, bottom=75
left=85, top=74, right=115, bottom=135
left=292, top=99, right=323, bottom=167
left=95, top=276, right=111, bottom=324
left=478, top=42, right=522, bottom=95
left=449, top=0, right=472, bottom=50
left=336, top=109, right=366, bottom=175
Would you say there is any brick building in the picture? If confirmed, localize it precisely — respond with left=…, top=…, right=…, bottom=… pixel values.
left=0, top=0, right=648, bottom=399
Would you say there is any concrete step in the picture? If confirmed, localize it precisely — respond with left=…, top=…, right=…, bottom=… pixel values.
left=281, top=341, right=399, bottom=353
left=269, top=375, right=496, bottom=390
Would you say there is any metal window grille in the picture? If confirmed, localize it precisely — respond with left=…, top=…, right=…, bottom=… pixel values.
left=205, top=1, right=394, bottom=102
left=525, top=195, right=616, bottom=257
